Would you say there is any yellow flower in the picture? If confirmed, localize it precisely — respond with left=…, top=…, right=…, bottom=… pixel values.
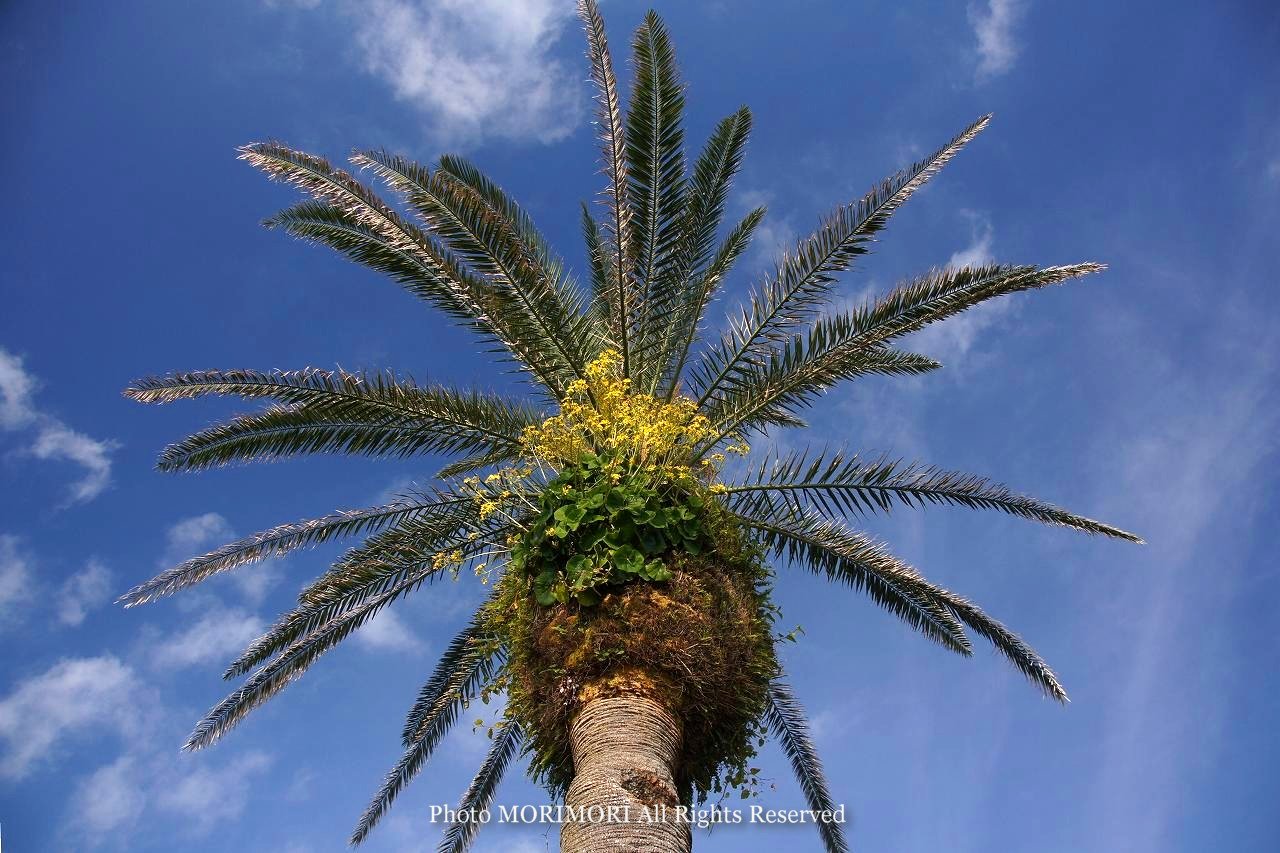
left=518, top=349, right=727, bottom=470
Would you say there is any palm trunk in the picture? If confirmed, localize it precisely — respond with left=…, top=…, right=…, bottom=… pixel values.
left=560, top=691, right=690, bottom=853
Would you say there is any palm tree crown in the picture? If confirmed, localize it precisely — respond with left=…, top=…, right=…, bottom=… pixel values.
left=120, top=3, right=1140, bottom=851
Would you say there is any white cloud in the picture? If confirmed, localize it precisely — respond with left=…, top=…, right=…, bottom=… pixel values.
left=286, top=0, right=583, bottom=146
left=910, top=211, right=1010, bottom=364
left=0, top=347, right=118, bottom=504
left=149, top=608, right=265, bottom=670
left=1084, top=310, right=1279, bottom=851
left=154, top=750, right=273, bottom=833
left=160, top=512, right=280, bottom=603
left=945, top=211, right=995, bottom=269
left=162, top=512, right=235, bottom=564
left=0, top=535, right=34, bottom=627
left=72, top=756, right=147, bottom=834
left=67, top=749, right=273, bottom=842
left=0, top=348, right=38, bottom=428
left=735, top=188, right=798, bottom=280
left=353, top=607, right=423, bottom=654
left=58, top=558, right=114, bottom=627
left=30, top=423, right=118, bottom=504
left=0, top=643, right=276, bottom=843
left=968, top=0, right=1026, bottom=81
left=0, top=656, right=144, bottom=779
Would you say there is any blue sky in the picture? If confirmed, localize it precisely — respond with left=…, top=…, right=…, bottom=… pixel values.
left=1, top=1, right=1278, bottom=851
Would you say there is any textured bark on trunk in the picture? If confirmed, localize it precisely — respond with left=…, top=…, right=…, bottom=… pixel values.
left=560, top=692, right=690, bottom=853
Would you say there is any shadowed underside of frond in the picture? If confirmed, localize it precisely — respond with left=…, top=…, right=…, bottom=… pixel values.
left=579, top=0, right=637, bottom=373
left=765, top=679, right=849, bottom=853
left=350, top=610, right=504, bottom=845
left=188, top=522, right=498, bottom=753
left=625, top=10, right=688, bottom=387
left=437, top=722, right=525, bottom=853
left=117, top=493, right=471, bottom=607
left=127, top=368, right=538, bottom=472
left=240, top=142, right=581, bottom=397
left=352, top=149, right=597, bottom=397
left=727, top=448, right=1142, bottom=541
left=734, top=497, right=972, bottom=653
left=223, top=514, right=510, bottom=680
left=736, top=493, right=1070, bottom=699
left=689, top=114, right=992, bottom=411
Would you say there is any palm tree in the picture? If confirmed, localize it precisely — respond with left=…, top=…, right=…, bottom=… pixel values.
left=119, top=3, right=1140, bottom=852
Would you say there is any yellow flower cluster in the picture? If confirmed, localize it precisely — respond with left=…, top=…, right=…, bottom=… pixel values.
left=464, top=467, right=534, bottom=522
left=520, top=349, right=716, bottom=467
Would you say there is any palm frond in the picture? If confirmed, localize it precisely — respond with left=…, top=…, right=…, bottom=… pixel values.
left=832, top=262, right=1106, bottom=352
left=222, top=513, right=503, bottom=680
left=130, top=370, right=537, bottom=472
left=400, top=610, right=499, bottom=746
left=124, top=366, right=402, bottom=405
left=117, top=492, right=469, bottom=607
left=725, top=449, right=1142, bottom=541
left=580, top=202, right=612, bottom=323
left=625, top=10, right=687, bottom=384
left=260, top=201, right=487, bottom=330
left=764, top=679, right=848, bottom=853
left=238, top=144, right=485, bottom=328
left=654, top=205, right=765, bottom=398
left=298, top=504, right=513, bottom=611
left=350, top=613, right=503, bottom=846
left=700, top=261, right=1110, bottom=439
left=733, top=496, right=971, bottom=654
left=437, top=722, right=525, bottom=853
left=353, top=150, right=596, bottom=397
left=656, top=107, right=753, bottom=396
left=738, top=492, right=1072, bottom=700
left=187, top=566, right=435, bottom=752
left=242, top=146, right=565, bottom=395
left=702, top=346, right=941, bottom=445
left=578, top=0, right=636, bottom=373
left=691, top=115, right=992, bottom=411
left=435, top=445, right=525, bottom=480
left=930, top=590, right=1067, bottom=701
left=188, top=521, right=495, bottom=753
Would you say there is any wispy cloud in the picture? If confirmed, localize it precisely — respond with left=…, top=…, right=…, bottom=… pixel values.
left=66, top=745, right=273, bottom=841
left=160, top=512, right=280, bottom=604
left=734, top=187, right=799, bottom=282
left=968, top=0, right=1027, bottom=82
left=273, top=0, right=585, bottom=146
left=57, top=559, right=114, bottom=627
left=0, top=349, right=38, bottom=428
left=29, top=423, right=117, bottom=504
left=0, top=653, right=274, bottom=842
left=71, top=756, right=147, bottom=835
left=0, top=347, right=119, bottom=505
left=161, top=512, right=236, bottom=564
left=1083, top=305, right=1279, bottom=851
left=353, top=607, right=424, bottom=654
left=149, top=608, right=265, bottom=670
left=153, top=751, right=274, bottom=834
left=909, top=210, right=1011, bottom=365
left=0, top=535, right=34, bottom=628
left=0, top=655, right=147, bottom=780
